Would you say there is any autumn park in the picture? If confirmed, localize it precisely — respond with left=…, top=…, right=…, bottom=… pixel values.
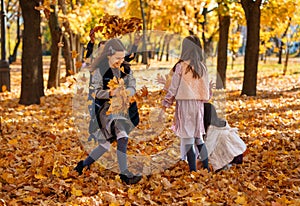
left=0, top=0, right=300, bottom=205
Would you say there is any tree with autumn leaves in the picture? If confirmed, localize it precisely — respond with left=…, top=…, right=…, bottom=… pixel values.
left=1, top=0, right=300, bottom=205
left=17, top=0, right=106, bottom=104
left=4, top=0, right=300, bottom=101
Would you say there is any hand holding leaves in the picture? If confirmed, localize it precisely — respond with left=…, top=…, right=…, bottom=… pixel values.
left=106, top=77, right=130, bottom=115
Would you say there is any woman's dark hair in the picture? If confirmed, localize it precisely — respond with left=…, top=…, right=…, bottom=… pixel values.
left=91, top=38, right=126, bottom=73
left=172, top=35, right=206, bottom=78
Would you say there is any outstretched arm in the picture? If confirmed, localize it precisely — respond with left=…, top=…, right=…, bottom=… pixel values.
left=162, top=64, right=182, bottom=108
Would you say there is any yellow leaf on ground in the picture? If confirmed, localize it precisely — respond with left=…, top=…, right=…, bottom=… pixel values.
left=1, top=173, right=14, bottom=184
left=71, top=187, right=82, bottom=197
left=34, top=174, right=47, bottom=180
left=235, top=194, right=247, bottom=204
left=124, top=202, right=131, bottom=206
left=245, top=182, right=257, bottom=191
left=23, top=196, right=33, bottom=203
left=109, top=202, right=120, bottom=206
left=8, top=138, right=18, bottom=145
left=61, top=166, right=69, bottom=179
left=52, top=161, right=60, bottom=177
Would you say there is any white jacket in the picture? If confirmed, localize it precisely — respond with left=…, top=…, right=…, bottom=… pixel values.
left=205, top=122, right=247, bottom=171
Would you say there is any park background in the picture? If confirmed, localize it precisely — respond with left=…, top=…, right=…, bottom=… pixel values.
left=0, top=0, right=299, bottom=205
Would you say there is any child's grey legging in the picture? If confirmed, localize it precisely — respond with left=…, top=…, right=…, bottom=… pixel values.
left=83, top=137, right=128, bottom=173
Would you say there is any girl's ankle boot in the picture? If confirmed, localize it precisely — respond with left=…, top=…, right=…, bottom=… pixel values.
left=74, top=160, right=85, bottom=175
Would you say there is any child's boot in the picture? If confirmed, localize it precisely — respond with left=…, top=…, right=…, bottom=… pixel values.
left=74, top=144, right=108, bottom=175
left=119, top=169, right=142, bottom=185
left=117, top=137, right=142, bottom=184
left=74, top=160, right=85, bottom=175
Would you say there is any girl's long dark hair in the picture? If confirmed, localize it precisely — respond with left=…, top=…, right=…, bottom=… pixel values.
left=90, top=38, right=126, bottom=74
left=172, top=35, right=206, bottom=78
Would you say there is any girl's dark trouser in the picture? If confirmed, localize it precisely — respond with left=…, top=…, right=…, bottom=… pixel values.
left=197, top=143, right=209, bottom=170
left=185, top=144, right=196, bottom=172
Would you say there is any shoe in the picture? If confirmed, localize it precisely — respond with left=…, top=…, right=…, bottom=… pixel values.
left=74, top=160, right=84, bottom=175
left=119, top=169, right=142, bottom=185
left=201, top=158, right=210, bottom=172
left=230, top=154, right=243, bottom=164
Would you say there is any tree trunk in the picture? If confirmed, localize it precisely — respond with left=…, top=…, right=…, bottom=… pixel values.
left=278, top=41, right=283, bottom=64
left=159, top=35, right=166, bottom=61
left=155, top=34, right=163, bottom=60
left=75, top=34, right=83, bottom=73
left=201, top=8, right=208, bottom=60
left=47, top=4, right=62, bottom=89
left=62, top=35, right=72, bottom=76
left=216, top=14, right=230, bottom=89
left=281, top=17, right=292, bottom=69
left=201, top=7, right=218, bottom=61
left=19, top=0, right=44, bottom=105
left=58, top=0, right=72, bottom=77
left=241, top=0, right=262, bottom=96
left=296, top=46, right=300, bottom=57
left=278, top=17, right=292, bottom=64
left=9, top=8, right=21, bottom=64
left=69, top=32, right=76, bottom=72
left=139, top=0, right=148, bottom=64
left=165, top=35, right=172, bottom=62
left=283, top=44, right=289, bottom=75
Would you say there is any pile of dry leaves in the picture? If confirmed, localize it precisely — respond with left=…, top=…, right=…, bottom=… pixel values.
left=0, top=61, right=299, bottom=205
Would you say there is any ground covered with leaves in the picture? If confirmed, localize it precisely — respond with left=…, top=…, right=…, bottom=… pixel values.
left=0, top=59, right=299, bottom=205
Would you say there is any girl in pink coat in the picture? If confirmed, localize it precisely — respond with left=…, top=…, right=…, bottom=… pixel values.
left=162, top=35, right=210, bottom=172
